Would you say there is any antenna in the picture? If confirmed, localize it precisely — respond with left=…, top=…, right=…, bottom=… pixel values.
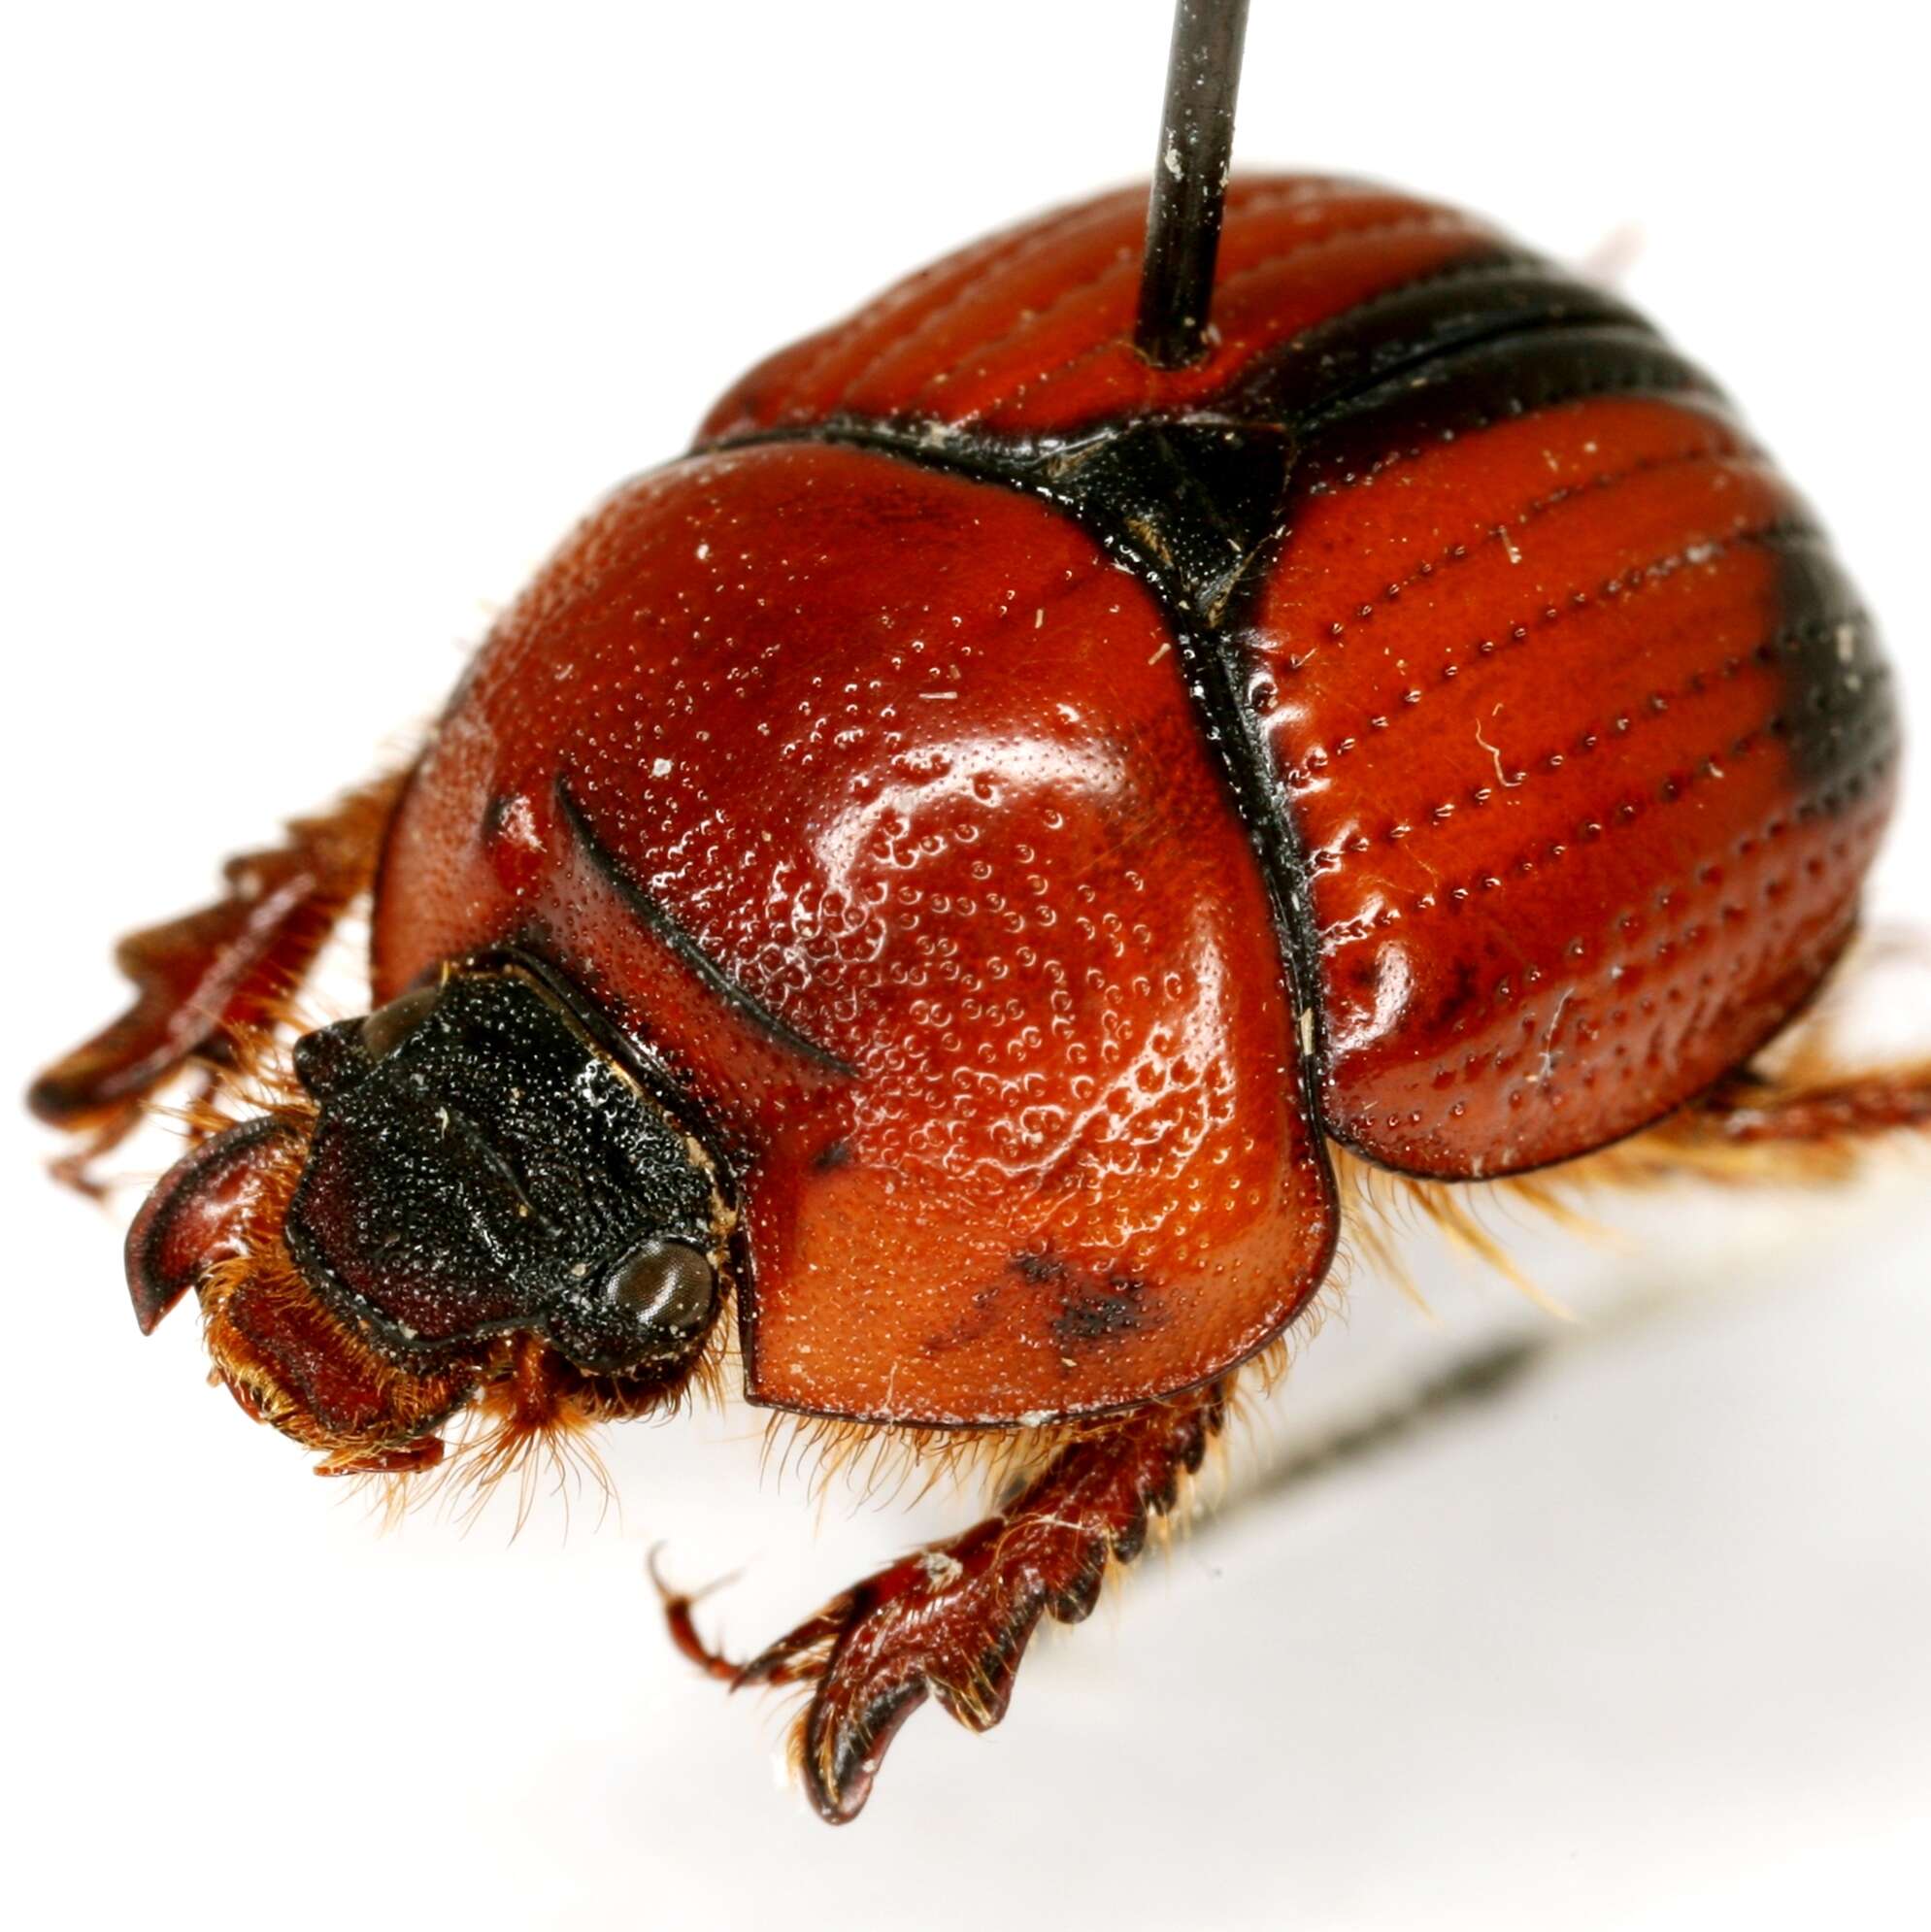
left=1134, top=0, right=1251, bottom=370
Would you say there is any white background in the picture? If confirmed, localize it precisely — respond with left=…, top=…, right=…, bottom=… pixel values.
left=3, top=3, right=1927, bottom=1926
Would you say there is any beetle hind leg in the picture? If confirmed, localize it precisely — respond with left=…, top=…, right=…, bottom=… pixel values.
left=1688, top=1057, right=1931, bottom=1148
left=1563, top=1049, right=1931, bottom=1198
left=28, top=773, right=407, bottom=1192
left=657, top=1382, right=1227, bottom=1823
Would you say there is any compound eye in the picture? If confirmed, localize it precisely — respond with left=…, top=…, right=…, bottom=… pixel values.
left=605, top=1237, right=716, bottom=1346
left=359, top=984, right=441, bottom=1061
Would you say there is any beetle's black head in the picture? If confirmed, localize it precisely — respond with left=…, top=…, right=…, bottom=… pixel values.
left=124, top=957, right=732, bottom=1471
left=285, top=961, right=729, bottom=1378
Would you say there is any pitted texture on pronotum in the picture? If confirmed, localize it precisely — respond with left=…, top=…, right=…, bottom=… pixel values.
left=287, top=965, right=721, bottom=1375
left=378, top=445, right=1335, bottom=1424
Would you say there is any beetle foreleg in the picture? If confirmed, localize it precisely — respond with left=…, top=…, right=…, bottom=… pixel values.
left=28, top=773, right=407, bottom=1191
left=661, top=1382, right=1226, bottom=1823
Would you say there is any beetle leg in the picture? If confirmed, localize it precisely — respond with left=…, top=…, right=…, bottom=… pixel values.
left=662, top=1382, right=1226, bottom=1823
left=649, top=1549, right=749, bottom=1684
left=315, top=1436, right=447, bottom=1478
left=1513, top=1050, right=1931, bottom=1208
left=28, top=773, right=408, bottom=1190
left=1685, top=1058, right=1931, bottom=1146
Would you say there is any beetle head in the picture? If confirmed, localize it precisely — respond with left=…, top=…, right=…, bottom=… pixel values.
left=126, top=959, right=733, bottom=1476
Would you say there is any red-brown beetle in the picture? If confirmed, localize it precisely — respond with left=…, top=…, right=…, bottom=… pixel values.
left=29, top=1, right=1926, bottom=1822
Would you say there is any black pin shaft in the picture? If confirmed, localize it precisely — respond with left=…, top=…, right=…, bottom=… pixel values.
left=1134, top=0, right=1250, bottom=370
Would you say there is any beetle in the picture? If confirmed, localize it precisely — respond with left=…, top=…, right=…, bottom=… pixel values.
left=27, top=0, right=1926, bottom=1824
